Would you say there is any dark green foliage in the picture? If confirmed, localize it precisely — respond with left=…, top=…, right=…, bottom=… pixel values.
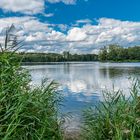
left=99, top=45, right=140, bottom=62
left=98, top=46, right=108, bottom=61
left=13, top=44, right=140, bottom=63
left=13, top=52, right=98, bottom=63
left=82, top=79, right=140, bottom=140
left=0, top=26, right=63, bottom=140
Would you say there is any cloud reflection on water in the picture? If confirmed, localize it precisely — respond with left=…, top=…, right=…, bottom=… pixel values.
left=24, top=62, right=140, bottom=129
left=25, top=62, right=140, bottom=98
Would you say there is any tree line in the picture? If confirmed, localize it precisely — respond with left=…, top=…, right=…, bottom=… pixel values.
left=99, top=45, right=140, bottom=61
left=1, top=45, right=139, bottom=62
left=16, top=52, right=98, bottom=62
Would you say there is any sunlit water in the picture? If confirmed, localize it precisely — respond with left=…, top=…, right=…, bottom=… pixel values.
left=24, top=62, right=140, bottom=131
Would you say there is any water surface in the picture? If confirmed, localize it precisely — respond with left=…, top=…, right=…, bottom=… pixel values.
left=24, top=62, right=140, bottom=130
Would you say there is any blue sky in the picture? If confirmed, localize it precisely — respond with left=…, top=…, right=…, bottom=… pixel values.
left=0, top=0, right=140, bottom=53
left=45, top=0, right=140, bottom=24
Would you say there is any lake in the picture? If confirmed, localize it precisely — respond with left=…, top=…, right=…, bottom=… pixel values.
left=24, top=62, right=140, bottom=131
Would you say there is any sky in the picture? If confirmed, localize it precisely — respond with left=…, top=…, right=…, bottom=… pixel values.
left=0, top=0, right=140, bottom=53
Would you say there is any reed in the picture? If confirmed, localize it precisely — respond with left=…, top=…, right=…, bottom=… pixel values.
left=0, top=26, right=63, bottom=140
left=82, top=79, right=140, bottom=140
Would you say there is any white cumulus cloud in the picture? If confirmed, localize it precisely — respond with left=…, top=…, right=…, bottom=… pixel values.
left=66, top=27, right=87, bottom=41
left=0, top=17, right=140, bottom=53
left=0, top=0, right=44, bottom=15
left=0, top=0, right=76, bottom=15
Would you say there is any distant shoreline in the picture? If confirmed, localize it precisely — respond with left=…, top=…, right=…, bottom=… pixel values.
left=22, top=61, right=98, bottom=65
left=22, top=61, right=140, bottom=65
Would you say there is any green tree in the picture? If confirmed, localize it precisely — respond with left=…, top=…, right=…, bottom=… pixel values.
left=99, top=46, right=108, bottom=61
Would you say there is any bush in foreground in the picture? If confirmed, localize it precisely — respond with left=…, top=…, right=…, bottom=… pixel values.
left=82, top=79, right=140, bottom=140
left=0, top=26, right=63, bottom=140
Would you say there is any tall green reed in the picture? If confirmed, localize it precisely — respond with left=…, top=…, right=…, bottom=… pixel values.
left=82, top=79, right=140, bottom=140
left=0, top=26, right=63, bottom=140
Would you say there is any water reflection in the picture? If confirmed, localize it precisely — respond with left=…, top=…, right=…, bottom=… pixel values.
left=24, top=62, right=140, bottom=130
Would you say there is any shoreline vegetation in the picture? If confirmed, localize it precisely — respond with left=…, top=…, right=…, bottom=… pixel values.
left=82, top=79, right=140, bottom=140
left=8, top=44, right=140, bottom=63
left=0, top=26, right=140, bottom=140
left=0, top=27, right=63, bottom=140
left=1, top=45, right=139, bottom=64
